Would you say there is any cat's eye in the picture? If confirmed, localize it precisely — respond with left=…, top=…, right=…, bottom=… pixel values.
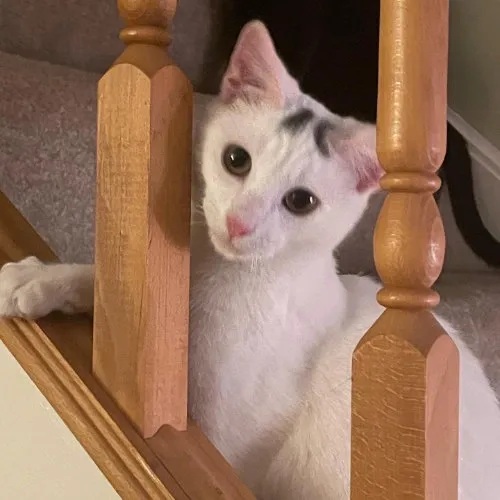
left=222, top=144, right=252, bottom=177
left=282, top=188, right=319, bottom=215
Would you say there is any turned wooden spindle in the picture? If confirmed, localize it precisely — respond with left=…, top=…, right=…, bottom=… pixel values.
left=93, top=0, right=192, bottom=438
left=351, top=1, right=459, bottom=498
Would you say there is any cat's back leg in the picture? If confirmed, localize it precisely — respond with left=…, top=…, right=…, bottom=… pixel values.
left=0, top=257, right=94, bottom=319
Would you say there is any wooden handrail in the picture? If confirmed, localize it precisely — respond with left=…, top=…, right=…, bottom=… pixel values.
left=350, top=0, right=459, bottom=498
left=93, top=0, right=192, bottom=438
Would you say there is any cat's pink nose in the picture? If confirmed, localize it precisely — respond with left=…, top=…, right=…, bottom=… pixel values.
left=226, top=215, right=251, bottom=239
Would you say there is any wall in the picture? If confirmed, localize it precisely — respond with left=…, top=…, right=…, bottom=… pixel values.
left=0, top=341, right=119, bottom=500
left=448, top=0, right=500, bottom=242
left=449, top=0, right=500, bottom=149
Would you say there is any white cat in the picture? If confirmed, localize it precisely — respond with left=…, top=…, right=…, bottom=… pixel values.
left=1, top=21, right=499, bottom=500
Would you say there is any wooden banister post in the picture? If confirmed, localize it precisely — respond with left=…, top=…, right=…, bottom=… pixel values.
left=351, top=0, right=459, bottom=498
left=93, top=0, right=192, bottom=438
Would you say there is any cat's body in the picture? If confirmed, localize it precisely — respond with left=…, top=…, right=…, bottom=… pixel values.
left=189, top=219, right=347, bottom=491
left=1, top=21, right=499, bottom=500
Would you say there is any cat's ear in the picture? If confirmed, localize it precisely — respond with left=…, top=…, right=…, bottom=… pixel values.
left=220, top=20, right=300, bottom=107
left=331, top=119, right=383, bottom=194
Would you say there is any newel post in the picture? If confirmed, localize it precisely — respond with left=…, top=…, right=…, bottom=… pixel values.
left=350, top=0, right=459, bottom=498
left=93, top=0, right=192, bottom=438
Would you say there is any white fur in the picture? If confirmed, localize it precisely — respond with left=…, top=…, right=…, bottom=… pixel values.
left=1, top=20, right=499, bottom=500
left=0, top=257, right=93, bottom=318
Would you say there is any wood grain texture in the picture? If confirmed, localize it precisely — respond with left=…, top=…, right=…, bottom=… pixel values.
left=0, top=191, right=255, bottom=499
left=149, top=423, right=257, bottom=500
left=351, top=0, right=459, bottom=499
left=93, top=0, right=192, bottom=437
left=376, top=0, right=449, bottom=172
left=118, top=0, right=177, bottom=27
left=352, top=311, right=459, bottom=500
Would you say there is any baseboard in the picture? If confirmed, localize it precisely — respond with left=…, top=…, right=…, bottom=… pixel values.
left=447, top=108, right=500, bottom=241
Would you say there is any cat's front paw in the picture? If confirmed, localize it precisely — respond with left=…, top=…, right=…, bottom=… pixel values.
left=0, top=257, right=59, bottom=319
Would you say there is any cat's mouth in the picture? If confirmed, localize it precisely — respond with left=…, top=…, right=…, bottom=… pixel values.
left=209, top=231, right=260, bottom=262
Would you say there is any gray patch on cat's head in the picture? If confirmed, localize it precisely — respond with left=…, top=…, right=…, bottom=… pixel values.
left=281, top=108, right=315, bottom=133
left=281, top=108, right=337, bottom=157
left=314, top=120, right=336, bottom=157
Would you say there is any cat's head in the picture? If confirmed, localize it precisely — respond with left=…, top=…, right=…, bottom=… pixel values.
left=200, top=21, right=382, bottom=261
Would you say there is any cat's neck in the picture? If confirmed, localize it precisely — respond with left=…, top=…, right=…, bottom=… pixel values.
left=190, top=222, right=346, bottom=329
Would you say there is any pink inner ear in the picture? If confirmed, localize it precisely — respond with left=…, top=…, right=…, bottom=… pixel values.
left=227, top=60, right=268, bottom=93
left=219, top=20, right=298, bottom=106
left=355, top=154, right=384, bottom=193
left=333, top=121, right=382, bottom=194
